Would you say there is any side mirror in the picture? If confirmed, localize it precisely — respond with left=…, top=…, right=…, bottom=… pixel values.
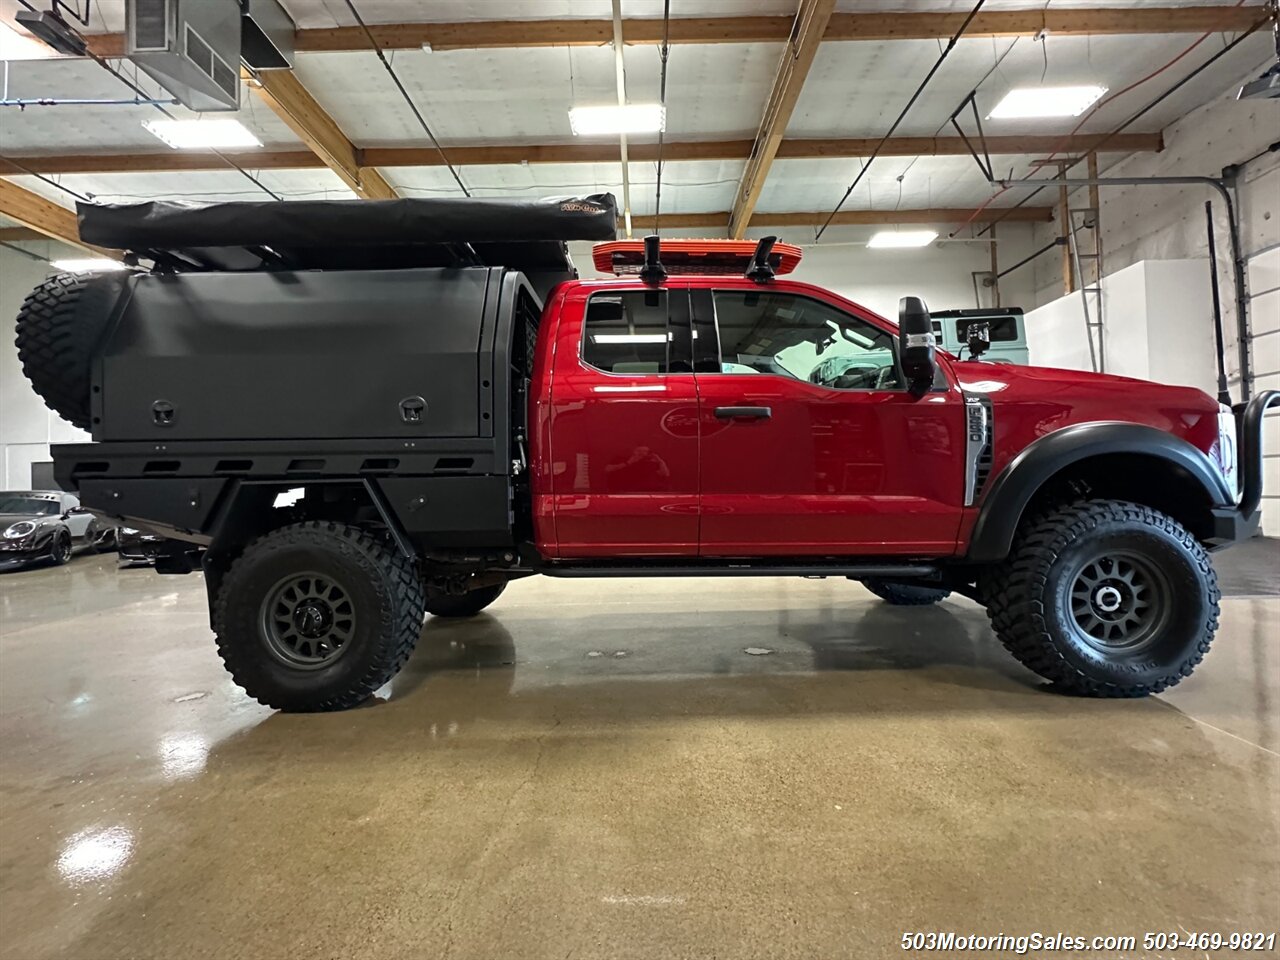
left=965, top=322, right=991, bottom=359
left=898, top=296, right=937, bottom=395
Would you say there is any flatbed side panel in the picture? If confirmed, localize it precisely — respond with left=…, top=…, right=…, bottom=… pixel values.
left=51, top=438, right=505, bottom=490
left=97, top=267, right=495, bottom=442
left=375, top=476, right=513, bottom=547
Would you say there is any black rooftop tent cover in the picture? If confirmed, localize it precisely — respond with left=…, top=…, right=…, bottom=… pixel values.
left=76, top=194, right=618, bottom=273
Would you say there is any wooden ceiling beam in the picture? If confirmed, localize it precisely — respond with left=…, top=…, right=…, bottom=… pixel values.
left=84, top=6, right=1259, bottom=56
left=242, top=69, right=397, bottom=199
left=0, top=151, right=320, bottom=175
left=0, top=179, right=119, bottom=256
left=635, top=207, right=1053, bottom=230
left=729, top=0, right=837, bottom=238
left=1, top=132, right=1163, bottom=176
left=0, top=226, right=44, bottom=241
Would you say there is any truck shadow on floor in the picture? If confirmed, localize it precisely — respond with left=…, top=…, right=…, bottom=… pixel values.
left=385, top=599, right=1055, bottom=715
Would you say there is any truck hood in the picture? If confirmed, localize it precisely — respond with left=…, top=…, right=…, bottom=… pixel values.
left=949, top=360, right=1216, bottom=411
left=947, top=360, right=1222, bottom=458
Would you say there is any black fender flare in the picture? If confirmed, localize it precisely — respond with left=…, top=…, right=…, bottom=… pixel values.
left=966, top=421, right=1233, bottom=562
left=34, top=522, right=63, bottom=553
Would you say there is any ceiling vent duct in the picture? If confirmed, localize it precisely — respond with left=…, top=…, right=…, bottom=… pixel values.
left=1239, top=1, right=1280, bottom=100
left=126, top=0, right=242, bottom=111
left=241, top=0, right=295, bottom=70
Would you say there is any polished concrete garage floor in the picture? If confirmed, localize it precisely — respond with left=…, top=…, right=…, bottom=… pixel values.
left=1, top=552, right=1277, bottom=960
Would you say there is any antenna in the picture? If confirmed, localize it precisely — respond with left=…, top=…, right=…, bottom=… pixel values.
left=639, top=235, right=666, bottom=284
left=745, top=236, right=777, bottom=284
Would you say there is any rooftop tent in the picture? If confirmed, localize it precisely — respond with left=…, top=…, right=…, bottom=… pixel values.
left=76, top=194, right=619, bottom=277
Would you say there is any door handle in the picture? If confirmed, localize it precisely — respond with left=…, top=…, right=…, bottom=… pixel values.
left=714, top=406, right=772, bottom=419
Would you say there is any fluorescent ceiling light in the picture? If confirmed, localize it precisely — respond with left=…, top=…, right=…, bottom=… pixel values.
left=590, top=334, right=669, bottom=344
left=569, top=104, right=665, bottom=136
left=143, top=119, right=263, bottom=149
left=988, top=85, right=1108, bottom=119
left=867, top=231, right=938, bottom=249
left=51, top=258, right=128, bottom=272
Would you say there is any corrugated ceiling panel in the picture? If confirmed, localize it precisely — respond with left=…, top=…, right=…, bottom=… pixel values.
left=387, top=158, right=743, bottom=216
left=294, top=42, right=778, bottom=145
left=791, top=31, right=1273, bottom=140
left=7, top=169, right=355, bottom=205
left=0, top=59, right=304, bottom=154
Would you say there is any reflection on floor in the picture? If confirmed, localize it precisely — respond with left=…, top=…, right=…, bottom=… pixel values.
left=1, top=554, right=1277, bottom=960
left=1215, top=534, right=1280, bottom=596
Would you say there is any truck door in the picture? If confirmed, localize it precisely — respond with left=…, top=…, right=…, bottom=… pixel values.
left=691, top=286, right=965, bottom=556
left=544, top=285, right=700, bottom=557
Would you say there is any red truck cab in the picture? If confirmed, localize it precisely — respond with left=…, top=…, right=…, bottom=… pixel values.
left=527, top=245, right=1239, bottom=566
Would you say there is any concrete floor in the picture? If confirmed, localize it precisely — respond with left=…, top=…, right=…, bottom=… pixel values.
left=1, top=554, right=1277, bottom=960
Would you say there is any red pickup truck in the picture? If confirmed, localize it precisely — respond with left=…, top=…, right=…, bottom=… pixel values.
left=17, top=200, right=1276, bottom=713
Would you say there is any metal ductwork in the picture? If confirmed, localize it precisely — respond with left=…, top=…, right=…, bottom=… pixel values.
left=127, top=0, right=242, bottom=111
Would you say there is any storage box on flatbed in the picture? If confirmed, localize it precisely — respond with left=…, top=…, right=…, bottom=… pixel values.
left=32, top=194, right=617, bottom=551
left=53, top=266, right=542, bottom=549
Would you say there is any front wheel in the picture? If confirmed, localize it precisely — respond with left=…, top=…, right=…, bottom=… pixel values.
left=50, top=530, right=72, bottom=565
left=861, top=579, right=950, bottom=606
left=213, top=522, right=425, bottom=712
left=424, top=580, right=507, bottom=618
left=981, top=499, right=1219, bottom=697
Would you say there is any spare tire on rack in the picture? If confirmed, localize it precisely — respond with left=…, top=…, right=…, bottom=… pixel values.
left=15, top=271, right=129, bottom=432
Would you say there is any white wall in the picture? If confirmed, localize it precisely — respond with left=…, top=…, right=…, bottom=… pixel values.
left=1027, top=73, right=1280, bottom=535
left=0, top=242, right=89, bottom=490
left=1028, top=258, right=1218, bottom=394
left=571, top=222, right=1040, bottom=320
left=1030, top=78, right=1280, bottom=395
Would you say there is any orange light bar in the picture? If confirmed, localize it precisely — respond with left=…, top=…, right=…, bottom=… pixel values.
left=592, top=238, right=803, bottom=277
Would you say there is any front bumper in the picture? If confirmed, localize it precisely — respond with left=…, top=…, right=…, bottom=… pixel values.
left=118, top=535, right=162, bottom=565
left=0, top=545, right=50, bottom=570
left=1219, top=389, right=1280, bottom=548
left=1209, top=507, right=1261, bottom=550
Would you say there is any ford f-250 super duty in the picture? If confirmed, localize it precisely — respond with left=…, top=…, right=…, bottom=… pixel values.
left=15, top=195, right=1276, bottom=712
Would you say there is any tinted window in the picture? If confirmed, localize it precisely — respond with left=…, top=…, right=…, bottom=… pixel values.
left=954, top=316, right=1019, bottom=342
left=582, top=291, right=671, bottom=375
left=0, top=496, right=58, bottom=515
left=710, top=291, right=903, bottom=391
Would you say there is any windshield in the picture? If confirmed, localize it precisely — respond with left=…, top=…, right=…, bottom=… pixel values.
left=0, top=496, right=59, bottom=516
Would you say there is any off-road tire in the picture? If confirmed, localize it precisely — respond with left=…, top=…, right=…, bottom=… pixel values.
left=981, top=499, right=1219, bottom=697
left=862, top=579, right=951, bottom=605
left=15, top=271, right=130, bottom=431
left=213, top=522, right=425, bottom=712
left=424, top=581, right=507, bottom=618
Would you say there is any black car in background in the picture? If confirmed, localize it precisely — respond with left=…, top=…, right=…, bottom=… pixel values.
left=117, top=527, right=163, bottom=567
left=0, top=491, right=116, bottom=571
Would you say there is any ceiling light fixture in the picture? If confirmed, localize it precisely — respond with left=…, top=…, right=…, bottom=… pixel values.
left=867, top=231, right=938, bottom=249
left=142, top=119, right=263, bottom=150
left=51, top=258, right=128, bottom=272
left=988, top=85, right=1108, bottom=119
left=569, top=104, right=666, bottom=136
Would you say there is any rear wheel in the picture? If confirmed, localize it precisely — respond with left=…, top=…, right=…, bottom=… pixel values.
left=861, top=579, right=950, bottom=605
left=213, top=522, right=425, bottom=712
left=981, top=499, right=1219, bottom=697
left=424, top=580, right=507, bottom=618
